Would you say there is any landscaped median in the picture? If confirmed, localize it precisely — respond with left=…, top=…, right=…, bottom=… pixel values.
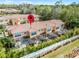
left=5, top=28, right=79, bottom=58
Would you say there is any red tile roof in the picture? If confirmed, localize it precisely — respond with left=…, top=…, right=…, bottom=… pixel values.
left=0, top=14, right=39, bottom=21
left=6, top=20, right=64, bottom=34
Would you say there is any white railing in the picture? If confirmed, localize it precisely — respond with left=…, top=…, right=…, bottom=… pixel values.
left=21, top=35, right=79, bottom=58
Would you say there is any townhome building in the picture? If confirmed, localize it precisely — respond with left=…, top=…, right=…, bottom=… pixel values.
left=0, top=14, right=40, bottom=26
left=6, top=20, right=64, bottom=42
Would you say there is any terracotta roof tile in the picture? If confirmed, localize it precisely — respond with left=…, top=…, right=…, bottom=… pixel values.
left=6, top=20, right=64, bottom=34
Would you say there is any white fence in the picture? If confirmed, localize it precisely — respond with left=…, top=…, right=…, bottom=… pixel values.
left=21, top=35, right=79, bottom=58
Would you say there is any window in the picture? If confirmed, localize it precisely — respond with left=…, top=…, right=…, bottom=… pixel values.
left=56, top=27, right=59, bottom=29
left=39, top=29, right=43, bottom=31
left=61, top=24, right=64, bottom=28
left=38, top=30, right=40, bottom=31
left=14, top=32, right=21, bottom=37
left=48, top=28, right=51, bottom=31
left=31, top=32, right=36, bottom=36
left=41, top=29, right=43, bottom=31
left=61, top=24, right=63, bottom=27
left=24, top=32, right=27, bottom=34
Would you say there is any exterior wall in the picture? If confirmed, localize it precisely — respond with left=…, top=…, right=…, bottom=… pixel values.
left=55, top=24, right=64, bottom=32
left=5, top=32, right=9, bottom=36
left=0, top=19, right=9, bottom=25
left=11, top=19, right=17, bottom=25
left=0, top=31, right=8, bottom=37
left=46, top=27, right=52, bottom=34
left=7, top=30, right=12, bottom=36
left=21, top=31, right=30, bottom=37
left=52, top=26, right=56, bottom=32
left=30, top=33, right=37, bottom=38
left=12, top=31, right=30, bottom=41
left=9, top=23, right=64, bottom=39
left=0, top=14, right=40, bottom=26
left=13, top=32, right=22, bottom=41
left=30, top=28, right=46, bottom=38
left=34, top=15, right=40, bottom=22
left=6, top=20, right=64, bottom=40
left=37, top=29, right=46, bottom=35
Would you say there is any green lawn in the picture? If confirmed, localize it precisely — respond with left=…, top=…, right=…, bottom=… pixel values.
left=42, top=39, right=79, bottom=58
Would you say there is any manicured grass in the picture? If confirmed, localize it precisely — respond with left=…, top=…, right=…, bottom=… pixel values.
left=42, top=39, right=79, bottom=58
